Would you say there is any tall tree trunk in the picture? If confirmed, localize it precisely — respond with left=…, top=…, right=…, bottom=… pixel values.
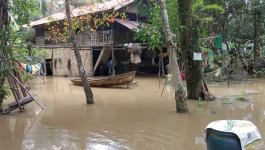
left=178, top=0, right=203, bottom=100
left=0, top=0, right=8, bottom=90
left=65, top=0, right=94, bottom=104
left=159, top=0, right=188, bottom=113
left=253, top=12, right=260, bottom=64
left=0, top=0, right=8, bottom=30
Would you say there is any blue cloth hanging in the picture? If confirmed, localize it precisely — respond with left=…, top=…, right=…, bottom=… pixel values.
left=26, top=64, right=32, bottom=73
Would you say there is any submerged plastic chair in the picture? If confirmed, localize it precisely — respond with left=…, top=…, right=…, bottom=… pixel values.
left=206, top=128, right=242, bottom=150
left=205, top=120, right=264, bottom=150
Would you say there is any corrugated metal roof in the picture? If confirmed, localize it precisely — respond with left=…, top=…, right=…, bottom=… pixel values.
left=115, top=18, right=139, bottom=30
left=30, top=0, right=134, bottom=27
left=115, top=18, right=176, bottom=37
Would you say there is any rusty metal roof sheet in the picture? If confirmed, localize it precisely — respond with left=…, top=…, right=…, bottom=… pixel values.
left=30, top=0, right=134, bottom=27
left=114, top=18, right=140, bottom=30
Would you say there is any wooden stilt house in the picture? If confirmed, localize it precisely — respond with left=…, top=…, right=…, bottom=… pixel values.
left=30, top=0, right=161, bottom=77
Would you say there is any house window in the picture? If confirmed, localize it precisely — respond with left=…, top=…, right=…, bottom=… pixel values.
left=91, top=32, right=97, bottom=45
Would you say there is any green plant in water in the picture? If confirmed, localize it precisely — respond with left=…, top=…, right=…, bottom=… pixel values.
left=197, top=97, right=203, bottom=107
left=223, top=101, right=231, bottom=104
left=236, top=90, right=246, bottom=101
left=233, top=81, right=242, bottom=84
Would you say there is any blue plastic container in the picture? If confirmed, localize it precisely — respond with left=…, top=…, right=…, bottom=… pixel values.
left=206, top=128, right=242, bottom=150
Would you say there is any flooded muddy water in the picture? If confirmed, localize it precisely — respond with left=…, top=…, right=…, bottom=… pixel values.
left=1, top=76, right=265, bottom=150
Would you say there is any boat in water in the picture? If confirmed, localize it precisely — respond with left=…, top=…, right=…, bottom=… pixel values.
left=70, top=71, right=136, bottom=87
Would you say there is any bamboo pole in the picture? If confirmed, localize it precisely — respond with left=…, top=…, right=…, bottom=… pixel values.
left=11, top=74, right=45, bottom=109
left=112, top=47, right=115, bottom=76
left=161, top=78, right=167, bottom=96
left=159, top=53, right=161, bottom=89
left=7, top=76, right=23, bottom=112
left=161, top=56, right=165, bottom=77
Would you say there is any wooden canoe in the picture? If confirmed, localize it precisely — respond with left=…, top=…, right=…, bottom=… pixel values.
left=70, top=71, right=136, bottom=87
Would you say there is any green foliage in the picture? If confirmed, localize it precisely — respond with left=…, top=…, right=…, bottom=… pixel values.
left=0, top=26, right=15, bottom=76
left=202, top=47, right=214, bottom=65
left=8, top=29, right=48, bottom=64
left=0, top=84, right=10, bottom=104
left=201, top=0, right=265, bottom=68
left=192, top=0, right=203, bottom=13
left=236, top=90, right=246, bottom=101
left=46, top=1, right=128, bottom=44
left=50, top=61, right=53, bottom=71
left=40, top=0, right=47, bottom=16
left=0, top=0, right=45, bottom=104
left=22, top=71, right=37, bottom=90
left=201, top=4, right=224, bottom=13
left=22, top=72, right=36, bottom=83
left=254, top=68, right=265, bottom=77
left=0, top=27, right=11, bottom=103
left=192, top=0, right=224, bottom=26
left=134, top=0, right=224, bottom=52
left=1, top=30, right=46, bottom=101
left=202, top=17, right=213, bottom=21
left=9, top=0, right=39, bottom=26
left=134, top=0, right=179, bottom=50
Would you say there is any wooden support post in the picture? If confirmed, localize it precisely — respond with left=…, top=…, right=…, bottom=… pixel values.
left=111, top=22, right=114, bottom=44
left=10, top=74, right=45, bottom=109
left=161, top=78, right=167, bottom=96
left=161, top=55, right=165, bottom=77
left=94, top=48, right=105, bottom=73
left=112, top=47, right=115, bottom=76
left=80, top=31, right=83, bottom=45
left=159, top=54, right=161, bottom=89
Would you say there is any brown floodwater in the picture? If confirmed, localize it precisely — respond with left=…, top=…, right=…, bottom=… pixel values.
left=0, top=76, right=265, bottom=150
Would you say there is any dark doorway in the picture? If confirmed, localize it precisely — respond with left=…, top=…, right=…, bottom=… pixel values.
left=45, top=59, right=53, bottom=76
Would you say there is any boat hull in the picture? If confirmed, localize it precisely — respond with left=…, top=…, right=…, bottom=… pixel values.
left=70, top=71, right=136, bottom=87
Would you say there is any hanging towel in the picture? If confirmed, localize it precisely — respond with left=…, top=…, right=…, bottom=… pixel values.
left=26, top=64, right=32, bottom=73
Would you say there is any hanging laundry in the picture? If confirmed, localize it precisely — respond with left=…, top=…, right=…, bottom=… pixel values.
left=131, top=54, right=141, bottom=64
left=20, top=62, right=44, bottom=75
left=32, top=64, right=41, bottom=75
left=214, top=35, right=222, bottom=49
left=203, top=52, right=209, bottom=56
left=129, top=43, right=142, bottom=64
left=19, top=62, right=26, bottom=71
left=181, top=73, right=185, bottom=80
left=39, top=63, right=44, bottom=75
left=26, top=64, right=32, bottom=73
